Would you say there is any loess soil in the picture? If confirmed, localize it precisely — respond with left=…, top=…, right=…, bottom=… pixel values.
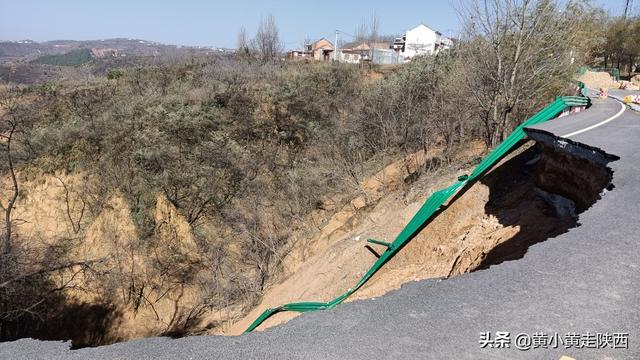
left=2, top=137, right=614, bottom=343
left=223, top=140, right=614, bottom=334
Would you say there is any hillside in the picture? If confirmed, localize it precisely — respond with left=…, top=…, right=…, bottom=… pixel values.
left=30, top=49, right=92, bottom=66
left=0, top=38, right=232, bottom=85
left=0, top=38, right=219, bottom=64
left=1, top=57, right=494, bottom=346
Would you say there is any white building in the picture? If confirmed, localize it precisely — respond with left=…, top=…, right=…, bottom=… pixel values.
left=337, top=41, right=391, bottom=64
left=394, top=24, right=453, bottom=61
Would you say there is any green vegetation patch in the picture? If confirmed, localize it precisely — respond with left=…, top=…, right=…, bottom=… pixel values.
left=31, top=48, right=92, bottom=66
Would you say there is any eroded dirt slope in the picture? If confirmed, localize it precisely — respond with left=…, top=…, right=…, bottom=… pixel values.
left=225, top=141, right=611, bottom=334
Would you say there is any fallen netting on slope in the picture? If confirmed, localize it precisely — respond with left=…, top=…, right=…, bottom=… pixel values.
left=245, top=96, right=589, bottom=333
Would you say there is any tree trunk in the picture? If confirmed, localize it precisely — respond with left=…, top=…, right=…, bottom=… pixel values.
left=3, top=123, right=18, bottom=255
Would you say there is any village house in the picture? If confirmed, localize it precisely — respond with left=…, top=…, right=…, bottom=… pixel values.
left=337, top=41, right=390, bottom=64
left=288, top=24, right=452, bottom=64
left=287, top=49, right=312, bottom=60
left=288, top=38, right=334, bottom=61
left=309, top=38, right=334, bottom=60
left=393, top=24, right=453, bottom=60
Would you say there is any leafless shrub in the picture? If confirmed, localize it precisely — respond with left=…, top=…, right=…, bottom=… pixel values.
left=458, top=0, right=587, bottom=146
left=251, top=14, right=283, bottom=63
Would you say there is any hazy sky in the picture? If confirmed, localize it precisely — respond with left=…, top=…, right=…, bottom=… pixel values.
left=0, top=0, right=629, bottom=49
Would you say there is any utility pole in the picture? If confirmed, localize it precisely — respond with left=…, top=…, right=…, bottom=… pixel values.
left=624, top=0, right=633, bottom=18
left=334, top=30, right=339, bottom=62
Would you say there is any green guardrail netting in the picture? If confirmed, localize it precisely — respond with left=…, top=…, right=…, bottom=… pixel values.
left=245, top=95, right=589, bottom=333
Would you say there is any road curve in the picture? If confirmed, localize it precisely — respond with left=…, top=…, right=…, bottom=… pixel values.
left=2, top=95, right=639, bottom=359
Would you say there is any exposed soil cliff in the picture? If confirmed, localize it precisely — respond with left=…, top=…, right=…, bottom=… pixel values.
left=225, top=138, right=615, bottom=334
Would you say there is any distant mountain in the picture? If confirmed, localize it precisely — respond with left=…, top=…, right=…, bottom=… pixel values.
left=0, top=38, right=224, bottom=63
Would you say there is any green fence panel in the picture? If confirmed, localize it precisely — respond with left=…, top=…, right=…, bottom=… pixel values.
left=244, top=95, right=588, bottom=333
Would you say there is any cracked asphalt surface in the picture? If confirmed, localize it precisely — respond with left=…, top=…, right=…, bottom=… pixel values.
left=1, top=95, right=639, bottom=359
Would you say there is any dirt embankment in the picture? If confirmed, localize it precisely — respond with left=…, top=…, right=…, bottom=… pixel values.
left=577, top=70, right=615, bottom=89
left=577, top=70, right=640, bottom=91
left=0, top=142, right=475, bottom=345
left=225, top=140, right=614, bottom=334
left=3, top=135, right=614, bottom=343
left=5, top=173, right=205, bottom=346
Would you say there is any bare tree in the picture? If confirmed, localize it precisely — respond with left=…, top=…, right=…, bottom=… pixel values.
left=355, top=18, right=368, bottom=42
left=0, top=122, right=17, bottom=255
left=237, top=27, right=251, bottom=58
left=55, top=176, right=86, bottom=235
left=355, top=11, right=380, bottom=44
left=369, top=11, right=380, bottom=45
left=0, top=90, right=28, bottom=254
left=252, top=14, right=283, bottom=62
left=460, top=0, right=581, bottom=146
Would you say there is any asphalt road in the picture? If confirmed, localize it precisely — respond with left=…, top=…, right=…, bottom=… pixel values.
left=2, top=95, right=639, bottom=359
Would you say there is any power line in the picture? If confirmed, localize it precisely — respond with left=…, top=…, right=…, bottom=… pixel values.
left=336, top=29, right=357, bottom=39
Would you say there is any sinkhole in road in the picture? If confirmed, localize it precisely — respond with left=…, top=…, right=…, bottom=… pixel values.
left=468, top=137, right=618, bottom=272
